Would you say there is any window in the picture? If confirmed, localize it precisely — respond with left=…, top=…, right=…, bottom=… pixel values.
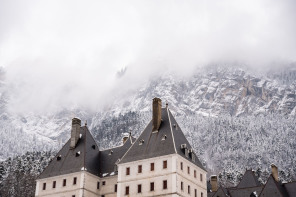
left=97, top=182, right=100, bottom=189
left=201, top=192, right=203, bottom=197
left=195, top=189, right=197, bottom=197
left=43, top=183, right=46, bottom=190
left=188, top=185, right=190, bottom=194
left=52, top=181, right=56, bottom=188
left=181, top=182, right=183, bottom=190
left=114, top=184, right=117, bottom=192
left=73, top=177, right=77, bottom=185
left=194, top=170, right=196, bottom=178
left=63, top=179, right=66, bottom=187
left=138, top=165, right=142, bottom=173
left=188, top=166, right=190, bottom=174
left=102, top=181, right=106, bottom=185
left=125, top=186, right=129, bottom=195
left=126, top=167, right=130, bottom=175
left=200, top=174, right=203, bottom=182
left=72, top=195, right=75, bottom=197
left=151, top=163, right=154, bottom=171
left=150, top=182, right=154, bottom=191
left=163, top=160, right=167, bottom=169
left=163, top=180, right=167, bottom=189
left=101, top=195, right=105, bottom=197
left=181, top=162, right=183, bottom=170
left=138, top=184, right=142, bottom=193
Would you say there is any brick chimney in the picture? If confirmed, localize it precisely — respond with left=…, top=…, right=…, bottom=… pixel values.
left=210, top=175, right=218, bottom=192
left=152, top=98, right=162, bottom=132
left=70, top=118, right=81, bottom=149
left=271, top=164, right=279, bottom=182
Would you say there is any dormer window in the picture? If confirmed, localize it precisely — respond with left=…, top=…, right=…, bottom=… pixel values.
left=76, top=151, right=80, bottom=157
left=185, top=149, right=189, bottom=158
left=109, top=150, right=113, bottom=155
left=161, top=135, right=167, bottom=141
left=57, top=155, right=62, bottom=161
left=92, top=145, right=96, bottom=149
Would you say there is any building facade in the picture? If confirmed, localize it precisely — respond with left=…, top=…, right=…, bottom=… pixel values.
left=35, top=98, right=207, bottom=197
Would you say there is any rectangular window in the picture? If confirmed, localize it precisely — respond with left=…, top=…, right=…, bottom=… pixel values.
left=138, top=184, right=142, bottom=193
left=150, top=182, right=154, bottom=191
left=63, top=179, right=66, bottom=187
left=181, top=162, right=183, bottom=170
left=163, top=160, right=167, bottom=169
left=102, top=181, right=106, bottom=185
left=114, top=184, right=117, bottom=192
left=201, top=192, right=203, bottom=197
left=194, top=170, right=196, bottom=178
left=52, top=181, right=56, bottom=188
left=163, top=180, right=167, bottom=189
left=181, top=182, right=183, bottom=190
left=188, top=166, right=190, bottom=174
left=188, top=185, right=190, bottom=194
left=138, top=165, right=142, bottom=173
left=125, top=186, right=129, bottom=195
left=200, top=174, right=203, bottom=182
left=43, top=183, right=46, bottom=190
left=97, top=182, right=100, bottom=189
left=73, top=177, right=77, bottom=185
left=72, top=195, right=75, bottom=197
left=151, top=163, right=154, bottom=171
left=101, top=195, right=105, bottom=197
left=195, top=189, right=197, bottom=197
left=126, top=167, right=130, bottom=175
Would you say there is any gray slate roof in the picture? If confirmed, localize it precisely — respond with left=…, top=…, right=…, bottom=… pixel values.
left=119, top=107, right=206, bottom=171
left=237, top=170, right=260, bottom=189
left=259, top=175, right=289, bottom=197
left=38, top=126, right=100, bottom=179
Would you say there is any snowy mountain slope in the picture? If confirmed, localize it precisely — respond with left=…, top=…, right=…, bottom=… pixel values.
left=0, top=65, right=295, bottom=162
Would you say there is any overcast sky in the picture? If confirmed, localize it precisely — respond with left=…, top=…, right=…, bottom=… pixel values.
left=0, top=0, right=295, bottom=114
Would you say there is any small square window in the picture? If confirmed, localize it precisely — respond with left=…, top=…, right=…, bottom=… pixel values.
left=150, top=163, right=154, bottom=171
left=163, top=160, right=167, bottom=169
left=126, top=167, right=130, bottom=175
left=138, top=165, right=142, bottom=173
left=163, top=180, right=167, bottom=189
left=138, top=184, right=142, bottom=193
left=72, top=195, right=75, bottom=197
left=102, top=181, right=106, bottom=185
left=150, top=182, right=154, bottom=191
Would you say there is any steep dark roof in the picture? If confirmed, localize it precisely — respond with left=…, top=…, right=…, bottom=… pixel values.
left=283, top=181, right=296, bottom=197
left=211, top=186, right=228, bottom=197
left=98, top=135, right=134, bottom=177
left=228, top=186, right=263, bottom=197
left=259, top=175, right=289, bottom=197
left=237, top=170, right=260, bottom=188
left=119, top=107, right=206, bottom=171
left=38, top=126, right=100, bottom=179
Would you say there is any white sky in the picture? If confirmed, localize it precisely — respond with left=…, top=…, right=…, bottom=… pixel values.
left=0, top=0, right=295, bottom=114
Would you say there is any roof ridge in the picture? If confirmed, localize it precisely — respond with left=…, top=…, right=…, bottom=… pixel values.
left=167, top=108, right=177, bottom=154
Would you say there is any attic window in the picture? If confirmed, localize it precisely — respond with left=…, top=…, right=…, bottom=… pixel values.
left=139, top=139, right=144, bottom=145
left=57, top=155, right=62, bottom=161
left=181, top=144, right=187, bottom=149
left=109, top=150, right=113, bottom=155
left=92, top=145, right=96, bottom=149
left=161, top=135, right=167, bottom=141
left=192, top=153, right=196, bottom=162
left=76, top=151, right=81, bottom=157
left=185, top=149, right=189, bottom=158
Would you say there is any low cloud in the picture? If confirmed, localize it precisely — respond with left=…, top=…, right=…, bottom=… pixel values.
left=0, top=0, right=295, bottom=114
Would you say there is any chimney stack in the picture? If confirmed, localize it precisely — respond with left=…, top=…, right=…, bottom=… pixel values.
left=210, top=175, right=218, bottom=192
left=70, top=118, right=81, bottom=149
left=152, top=98, right=162, bottom=132
left=271, top=164, right=279, bottom=182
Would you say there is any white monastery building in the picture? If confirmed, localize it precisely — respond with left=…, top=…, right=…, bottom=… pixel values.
left=35, top=98, right=207, bottom=197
